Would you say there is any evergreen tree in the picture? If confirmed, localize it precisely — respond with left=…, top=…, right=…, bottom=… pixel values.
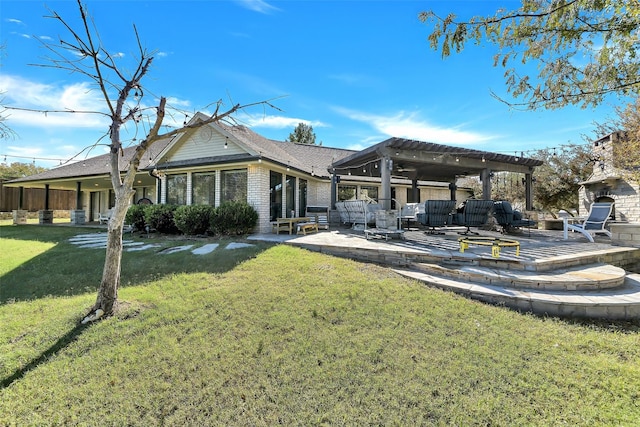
left=287, top=122, right=316, bottom=145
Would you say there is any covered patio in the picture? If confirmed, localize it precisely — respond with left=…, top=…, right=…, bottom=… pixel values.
left=329, top=138, right=543, bottom=210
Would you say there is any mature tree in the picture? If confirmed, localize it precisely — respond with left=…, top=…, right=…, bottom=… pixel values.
left=530, top=145, right=593, bottom=214
left=286, top=122, right=316, bottom=144
left=0, top=162, right=47, bottom=180
left=420, top=1, right=640, bottom=110
left=593, top=98, right=640, bottom=183
left=6, top=0, right=275, bottom=323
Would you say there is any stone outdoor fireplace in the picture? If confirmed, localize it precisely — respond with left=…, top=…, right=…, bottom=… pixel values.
left=578, top=132, right=640, bottom=223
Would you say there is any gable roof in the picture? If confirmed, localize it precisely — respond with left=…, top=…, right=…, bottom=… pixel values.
left=6, top=117, right=356, bottom=186
left=151, top=118, right=355, bottom=179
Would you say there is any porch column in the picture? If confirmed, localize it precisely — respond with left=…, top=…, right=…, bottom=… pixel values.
left=525, top=172, right=533, bottom=210
left=39, top=184, right=53, bottom=224
left=481, top=169, right=492, bottom=200
left=380, top=155, right=392, bottom=210
left=44, top=184, right=50, bottom=210
left=71, top=181, right=86, bottom=225
left=75, top=181, right=82, bottom=209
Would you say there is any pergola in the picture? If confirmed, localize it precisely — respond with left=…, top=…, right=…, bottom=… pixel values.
left=330, top=138, right=543, bottom=210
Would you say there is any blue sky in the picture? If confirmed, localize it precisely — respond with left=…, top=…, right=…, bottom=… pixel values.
left=0, top=0, right=625, bottom=168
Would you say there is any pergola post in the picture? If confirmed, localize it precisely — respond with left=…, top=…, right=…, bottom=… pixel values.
left=481, top=168, right=492, bottom=200
left=330, top=172, right=337, bottom=210
left=525, top=172, right=534, bottom=210
left=380, top=156, right=392, bottom=210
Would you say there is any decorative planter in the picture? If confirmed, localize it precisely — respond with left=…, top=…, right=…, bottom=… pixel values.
left=12, top=210, right=27, bottom=225
left=70, top=209, right=86, bottom=225
left=38, top=210, right=54, bottom=224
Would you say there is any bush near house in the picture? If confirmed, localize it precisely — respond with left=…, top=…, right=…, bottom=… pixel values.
left=126, top=202, right=258, bottom=236
left=174, top=205, right=214, bottom=236
left=125, top=205, right=147, bottom=231
left=144, top=204, right=180, bottom=234
left=210, top=201, right=258, bottom=235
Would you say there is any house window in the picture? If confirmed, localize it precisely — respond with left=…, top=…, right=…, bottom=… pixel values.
left=166, top=174, right=187, bottom=205
left=407, top=187, right=420, bottom=203
left=270, top=171, right=282, bottom=221
left=192, top=172, right=216, bottom=205
left=338, top=185, right=357, bottom=201
left=360, top=185, right=378, bottom=201
left=221, top=169, right=247, bottom=203
left=286, top=175, right=295, bottom=217
left=298, top=179, right=307, bottom=216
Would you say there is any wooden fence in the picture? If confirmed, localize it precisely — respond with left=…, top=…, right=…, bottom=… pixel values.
left=0, top=180, right=76, bottom=212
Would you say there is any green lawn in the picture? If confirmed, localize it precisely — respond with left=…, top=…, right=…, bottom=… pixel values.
left=1, top=225, right=640, bottom=425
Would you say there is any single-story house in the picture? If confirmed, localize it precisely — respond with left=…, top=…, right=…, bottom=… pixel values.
left=6, top=112, right=542, bottom=233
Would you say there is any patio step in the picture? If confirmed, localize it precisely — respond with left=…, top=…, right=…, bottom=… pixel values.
left=394, top=268, right=640, bottom=320
left=412, top=262, right=626, bottom=291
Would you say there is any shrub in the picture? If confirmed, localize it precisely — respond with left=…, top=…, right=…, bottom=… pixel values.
left=144, top=204, right=180, bottom=234
left=174, top=205, right=214, bottom=235
left=210, top=201, right=258, bottom=235
left=125, top=205, right=147, bottom=231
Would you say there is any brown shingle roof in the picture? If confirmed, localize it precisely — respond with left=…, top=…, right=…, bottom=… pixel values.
left=7, top=137, right=173, bottom=184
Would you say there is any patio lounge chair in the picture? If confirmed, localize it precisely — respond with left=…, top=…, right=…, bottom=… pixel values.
left=493, top=200, right=537, bottom=233
left=98, top=208, right=113, bottom=225
left=452, top=199, right=494, bottom=235
left=400, top=202, right=422, bottom=228
left=563, top=202, right=613, bottom=243
left=305, top=205, right=330, bottom=230
left=417, top=200, right=456, bottom=234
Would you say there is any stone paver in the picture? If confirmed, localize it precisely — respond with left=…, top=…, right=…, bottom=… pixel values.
left=192, top=243, right=219, bottom=254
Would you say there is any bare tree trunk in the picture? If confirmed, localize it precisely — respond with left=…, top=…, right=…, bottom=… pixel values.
left=82, top=187, right=132, bottom=324
left=94, top=223, right=123, bottom=314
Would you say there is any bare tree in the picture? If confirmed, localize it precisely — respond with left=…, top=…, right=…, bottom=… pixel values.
left=6, top=0, right=276, bottom=323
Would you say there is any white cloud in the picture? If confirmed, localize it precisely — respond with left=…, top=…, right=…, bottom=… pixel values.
left=234, top=0, right=279, bottom=14
left=0, top=75, right=107, bottom=128
left=6, top=18, right=24, bottom=25
left=241, top=114, right=327, bottom=129
left=333, top=107, right=495, bottom=145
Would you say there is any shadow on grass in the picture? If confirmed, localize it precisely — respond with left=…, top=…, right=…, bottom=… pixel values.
left=1, top=225, right=275, bottom=303
left=1, top=322, right=90, bottom=389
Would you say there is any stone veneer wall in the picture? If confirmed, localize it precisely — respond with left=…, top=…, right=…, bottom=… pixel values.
left=579, top=179, right=640, bottom=222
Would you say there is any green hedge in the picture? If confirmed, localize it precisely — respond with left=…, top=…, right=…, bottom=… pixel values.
left=174, top=205, right=214, bottom=236
left=125, top=205, right=147, bottom=231
left=124, top=202, right=258, bottom=236
left=144, top=204, right=180, bottom=234
left=209, top=201, right=258, bottom=235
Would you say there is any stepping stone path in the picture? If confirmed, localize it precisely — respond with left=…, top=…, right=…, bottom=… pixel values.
left=68, top=233, right=254, bottom=255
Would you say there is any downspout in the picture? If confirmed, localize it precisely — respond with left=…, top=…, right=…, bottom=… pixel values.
left=149, top=169, right=161, bottom=204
